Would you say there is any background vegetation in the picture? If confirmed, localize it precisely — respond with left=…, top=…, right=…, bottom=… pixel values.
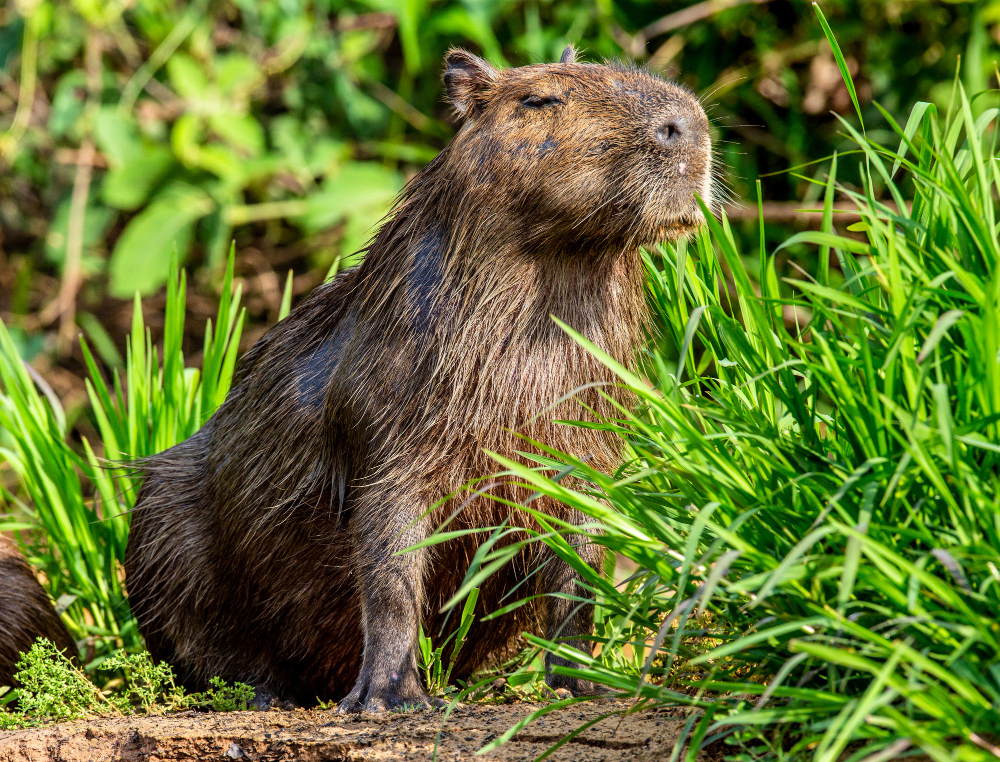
left=3, top=0, right=1000, bottom=758
left=2, top=0, right=998, bottom=383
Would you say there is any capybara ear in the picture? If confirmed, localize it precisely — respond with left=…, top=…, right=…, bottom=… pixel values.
left=443, top=49, right=498, bottom=117
left=559, top=45, right=576, bottom=64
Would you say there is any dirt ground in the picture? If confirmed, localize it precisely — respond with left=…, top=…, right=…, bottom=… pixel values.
left=0, top=700, right=730, bottom=762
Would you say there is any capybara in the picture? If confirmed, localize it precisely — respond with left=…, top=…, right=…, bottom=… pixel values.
left=0, top=536, right=76, bottom=687
left=125, top=47, right=712, bottom=711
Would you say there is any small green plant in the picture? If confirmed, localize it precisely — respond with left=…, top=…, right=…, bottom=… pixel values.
left=418, top=587, right=479, bottom=698
left=0, top=639, right=114, bottom=729
left=0, top=638, right=257, bottom=728
left=100, top=650, right=190, bottom=715
left=200, top=676, right=255, bottom=713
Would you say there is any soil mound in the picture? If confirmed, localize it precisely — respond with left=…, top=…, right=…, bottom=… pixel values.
left=0, top=700, right=727, bottom=761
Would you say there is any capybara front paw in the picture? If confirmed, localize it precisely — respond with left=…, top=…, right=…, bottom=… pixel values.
left=337, top=672, right=441, bottom=713
left=545, top=673, right=609, bottom=698
left=337, top=688, right=434, bottom=713
left=335, top=690, right=364, bottom=714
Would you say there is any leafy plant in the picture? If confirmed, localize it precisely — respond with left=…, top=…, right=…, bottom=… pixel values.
left=200, top=676, right=255, bottom=713
left=100, top=650, right=190, bottom=715
left=0, top=638, right=256, bottom=728
left=0, top=639, right=112, bottom=728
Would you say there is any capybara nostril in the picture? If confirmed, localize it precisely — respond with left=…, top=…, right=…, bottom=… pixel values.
left=656, top=118, right=687, bottom=146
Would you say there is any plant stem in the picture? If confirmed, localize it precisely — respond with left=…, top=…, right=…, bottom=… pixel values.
left=0, top=4, right=40, bottom=166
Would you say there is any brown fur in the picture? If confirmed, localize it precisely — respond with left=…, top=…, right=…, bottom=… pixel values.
left=125, top=48, right=711, bottom=710
left=0, top=536, right=76, bottom=687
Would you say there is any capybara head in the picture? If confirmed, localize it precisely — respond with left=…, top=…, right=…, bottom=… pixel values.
left=439, top=46, right=712, bottom=251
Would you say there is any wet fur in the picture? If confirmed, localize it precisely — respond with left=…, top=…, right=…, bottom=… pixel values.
left=125, top=50, right=711, bottom=708
left=0, top=537, right=76, bottom=687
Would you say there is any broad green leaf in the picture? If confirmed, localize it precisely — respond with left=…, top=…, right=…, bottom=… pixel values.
left=301, top=161, right=403, bottom=233
left=108, top=184, right=213, bottom=297
left=44, top=200, right=115, bottom=269
left=166, top=52, right=209, bottom=101
left=92, top=108, right=142, bottom=166
left=102, top=144, right=175, bottom=210
left=207, top=112, right=265, bottom=155
left=214, top=53, right=262, bottom=98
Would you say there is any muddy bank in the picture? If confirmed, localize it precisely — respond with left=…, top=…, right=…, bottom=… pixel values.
left=0, top=700, right=728, bottom=761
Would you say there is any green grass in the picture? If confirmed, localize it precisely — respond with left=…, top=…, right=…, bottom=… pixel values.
left=441, top=13, right=1000, bottom=761
left=419, top=587, right=480, bottom=699
left=0, top=250, right=255, bottom=664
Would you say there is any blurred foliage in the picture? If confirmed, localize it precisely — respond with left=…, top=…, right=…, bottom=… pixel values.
left=2, top=0, right=1000, bottom=342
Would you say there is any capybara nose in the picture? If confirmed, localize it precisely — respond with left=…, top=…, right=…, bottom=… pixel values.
left=655, top=117, right=687, bottom=147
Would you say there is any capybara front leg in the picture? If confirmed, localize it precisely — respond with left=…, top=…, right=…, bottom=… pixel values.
left=338, top=493, right=434, bottom=713
left=542, top=534, right=607, bottom=697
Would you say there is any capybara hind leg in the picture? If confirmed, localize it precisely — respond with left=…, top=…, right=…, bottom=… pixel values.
left=338, top=489, right=433, bottom=713
left=542, top=535, right=608, bottom=697
left=252, top=685, right=298, bottom=711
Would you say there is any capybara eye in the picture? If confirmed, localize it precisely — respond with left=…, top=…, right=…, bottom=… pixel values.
left=521, top=94, right=563, bottom=108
